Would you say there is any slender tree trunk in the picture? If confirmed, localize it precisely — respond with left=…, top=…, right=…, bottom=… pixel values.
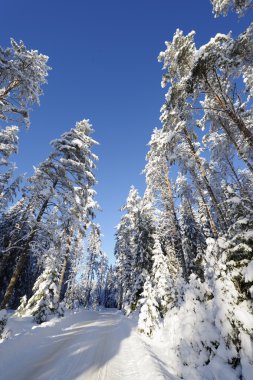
left=0, top=181, right=57, bottom=310
left=58, top=256, right=68, bottom=302
left=183, top=126, right=227, bottom=230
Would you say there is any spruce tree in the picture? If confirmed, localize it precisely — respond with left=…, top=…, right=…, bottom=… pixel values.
left=0, top=119, right=98, bottom=310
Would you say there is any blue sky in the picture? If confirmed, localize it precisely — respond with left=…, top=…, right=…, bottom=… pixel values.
left=2, top=0, right=252, bottom=261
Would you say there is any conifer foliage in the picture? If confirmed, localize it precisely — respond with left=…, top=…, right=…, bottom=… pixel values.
left=0, top=39, right=111, bottom=325
left=1, top=2, right=253, bottom=378
left=114, top=1, right=253, bottom=378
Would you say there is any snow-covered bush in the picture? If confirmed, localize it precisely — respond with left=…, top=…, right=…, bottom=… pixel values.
left=22, top=267, right=63, bottom=324
left=15, top=295, right=28, bottom=317
left=204, top=235, right=253, bottom=379
left=138, top=277, right=160, bottom=336
left=158, top=229, right=253, bottom=379
left=145, top=223, right=253, bottom=379
left=154, top=270, right=247, bottom=379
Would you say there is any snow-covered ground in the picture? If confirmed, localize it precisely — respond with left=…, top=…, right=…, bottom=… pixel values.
left=0, top=309, right=177, bottom=380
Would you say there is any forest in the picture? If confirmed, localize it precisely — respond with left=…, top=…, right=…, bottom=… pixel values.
left=0, top=1, right=253, bottom=379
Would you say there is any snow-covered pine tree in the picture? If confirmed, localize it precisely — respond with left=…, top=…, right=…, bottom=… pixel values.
left=0, top=198, right=28, bottom=297
left=238, top=169, right=253, bottom=204
left=204, top=233, right=253, bottom=377
left=82, top=224, right=103, bottom=307
left=0, top=119, right=99, bottom=310
left=14, top=208, right=64, bottom=321
left=81, top=224, right=109, bottom=309
left=144, top=128, right=187, bottom=277
left=138, top=276, right=160, bottom=336
left=151, top=236, right=178, bottom=315
left=179, top=199, right=205, bottom=279
left=15, top=295, right=28, bottom=316
left=158, top=25, right=253, bottom=234
left=64, top=230, right=84, bottom=309
left=130, top=201, right=155, bottom=311
left=0, top=39, right=49, bottom=128
left=196, top=196, right=213, bottom=239
left=0, top=199, right=41, bottom=310
left=176, top=173, right=206, bottom=278
left=114, top=187, right=142, bottom=313
left=104, top=265, right=117, bottom=308
left=137, top=233, right=181, bottom=336
left=95, top=252, right=109, bottom=307
left=211, top=0, right=252, bottom=17
left=0, top=39, right=50, bottom=310
left=0, top=125, right=21, bottom=213
left=22, top=253, right=63, bottom=324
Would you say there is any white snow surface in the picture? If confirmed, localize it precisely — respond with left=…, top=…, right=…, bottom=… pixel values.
left=0, top=309, right=177, bottom=380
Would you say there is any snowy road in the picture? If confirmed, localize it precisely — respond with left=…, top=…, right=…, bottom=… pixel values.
left=0, top=309, right=177, bottom=380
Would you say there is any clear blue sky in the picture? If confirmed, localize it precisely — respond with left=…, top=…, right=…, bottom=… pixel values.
left=2, top=0, right=252, bottom=261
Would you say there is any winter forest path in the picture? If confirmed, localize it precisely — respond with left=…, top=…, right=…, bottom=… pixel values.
left=0, top=309, right=177, bottom=380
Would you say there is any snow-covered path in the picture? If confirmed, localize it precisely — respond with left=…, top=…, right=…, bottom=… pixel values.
left=0, top=309, right=177, bottom=380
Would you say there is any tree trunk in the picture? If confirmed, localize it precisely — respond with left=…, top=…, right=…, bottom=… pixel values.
left=58, top=256, right=69, bottom=302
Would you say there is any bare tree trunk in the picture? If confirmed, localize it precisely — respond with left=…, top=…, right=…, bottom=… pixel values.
left=58, top=256, right=68, bottom=302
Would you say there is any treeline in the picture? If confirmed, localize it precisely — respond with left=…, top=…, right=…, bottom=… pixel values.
left=114, top=1, right=253, bottom=378
left=0, top=40, right=114, bottom=335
